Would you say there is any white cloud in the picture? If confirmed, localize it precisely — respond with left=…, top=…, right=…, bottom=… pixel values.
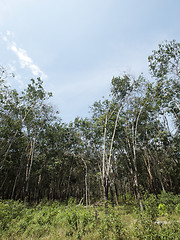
left=1, top=31, right=47, bottom=80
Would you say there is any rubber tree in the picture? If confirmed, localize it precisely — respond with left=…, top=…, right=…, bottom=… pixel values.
left=90, top=74, right=146, bottom=208
left=148, top=40, right=180, bottom=192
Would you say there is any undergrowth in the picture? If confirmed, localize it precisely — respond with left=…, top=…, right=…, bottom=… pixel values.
left=0, top=192, right=179, bottom=239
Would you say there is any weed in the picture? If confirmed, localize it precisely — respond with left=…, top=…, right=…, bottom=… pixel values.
left=0, top=196, right=179, bottom=240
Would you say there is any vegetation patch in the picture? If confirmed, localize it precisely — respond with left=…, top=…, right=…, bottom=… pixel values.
left=0, top=193, right=180, bottom=240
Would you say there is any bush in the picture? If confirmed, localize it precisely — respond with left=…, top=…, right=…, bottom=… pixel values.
left=158, top=220, right=180, bottom=240
left=158, top=203, right=168, bottom=216
left=175, top=203, right=180, bottom=213
left=1, top=201, right=62, bottom=239
left=65, top=205, right=95, bottom=239
left=134, top=193, right=180, bottom=240
left=98, top=211, right=128, bottom=239
left=134, top=216, right=180, bottom=240
left=0, top=200, right=24, bottom=233
left=158, top=191, right=180, bottom=214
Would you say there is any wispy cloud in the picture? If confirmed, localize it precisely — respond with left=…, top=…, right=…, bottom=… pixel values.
left=1, top=31, right=47, bottom=80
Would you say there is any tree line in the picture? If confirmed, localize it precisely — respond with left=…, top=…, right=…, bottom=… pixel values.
left=0, top=40, right=179, bottom=207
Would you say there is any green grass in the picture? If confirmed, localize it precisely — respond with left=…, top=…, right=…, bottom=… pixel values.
left=0, top=194, right=180, bottom=240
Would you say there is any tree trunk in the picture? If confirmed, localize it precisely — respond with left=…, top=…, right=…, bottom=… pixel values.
left=25, top=131, right=36, bottom=199
left=132, top=108, right=144, bottom=211
left=82, top=156, right=88, bottom=207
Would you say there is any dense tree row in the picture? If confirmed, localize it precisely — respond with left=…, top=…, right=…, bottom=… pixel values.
left=0, top=40, right=179, bottom=206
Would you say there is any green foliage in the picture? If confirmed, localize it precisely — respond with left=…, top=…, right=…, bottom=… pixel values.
left=134, top=216, right=180, bottom=240
left=158, top=191, right=180, bottom=214
left=0, top=200, right=180, bottom=239
left=96, top=208, right=128, bottom=240
left=142, top=194, right=159, bottom=221
left=64, top=202, right=129, bottom=239
left=0, top=201, right=64, bottom=239
left=158, top=203, right=168, bottom=216
left=66, top=208, right=79, bottom=233
left=0, top=200, right=24, bottom=232
left=65, top=205, right=95, bottom=239
left=134, top=215, right=158, bottom=239
left=133, top=192, right=180, bottom=240
left=158, top=219, right=180, bottom=240
left=175, top=203, right=180, bottom=213
left=133, top=193, right=158, bottom=239
left=148, top=40, right=180, bottom=79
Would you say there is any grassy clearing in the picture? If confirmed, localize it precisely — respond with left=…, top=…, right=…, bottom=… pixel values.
left=0, top=193, right=180, bottom=239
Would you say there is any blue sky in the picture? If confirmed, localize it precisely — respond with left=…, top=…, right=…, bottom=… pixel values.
left=0, top=0, right=180, bottom=122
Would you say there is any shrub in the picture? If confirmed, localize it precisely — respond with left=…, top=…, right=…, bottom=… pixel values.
left=0, top=200, right=24, bottom=233
left=158, top=203, right=168, bottom=216
left=175, top=203, right=180, bottom=213
left=158, top=191, right=180, bottom=214
left=134, top=193, right=180, bottom=240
